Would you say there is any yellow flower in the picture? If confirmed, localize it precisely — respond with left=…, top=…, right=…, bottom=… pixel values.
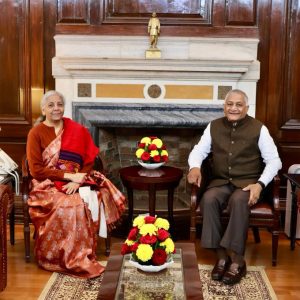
left=160, top=238, right=175, bottom=254
left=152, top=138, right=163, bottom=148
left=161, top=150, right=168, bottom=156
left=136, top=148, right=145, bottom=158
left=133, top=215, right=145, bottom=228
left=139, top=223, right=157, bottom=236
left=140, top=137, right=151, bottom=145
left=154, top=217, right=170, bottom=230
left=136, top=244, right=153, bottom=262
left=150, top=150, right=159, bottom=157
left=125, top=239, right=135, bottom=246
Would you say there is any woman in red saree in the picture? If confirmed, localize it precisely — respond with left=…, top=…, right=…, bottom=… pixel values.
left=26, top=90, right=126, bottom=278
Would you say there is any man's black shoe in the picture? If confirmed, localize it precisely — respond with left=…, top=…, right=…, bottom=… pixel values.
left=222, top=262, right=247, bottom=285
left=211, top=257, right=231, bottom=281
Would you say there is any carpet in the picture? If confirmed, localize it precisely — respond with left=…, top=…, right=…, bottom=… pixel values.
left=38, top=264, right=277, bottom=300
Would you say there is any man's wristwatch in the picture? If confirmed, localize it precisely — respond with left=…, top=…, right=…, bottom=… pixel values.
left=257, top=181, right=265, bottom=189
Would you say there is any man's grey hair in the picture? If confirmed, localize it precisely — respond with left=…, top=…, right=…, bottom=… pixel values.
left=40, top=90, right=65, bottom=109
left=224, top=89, right=249, bottom=106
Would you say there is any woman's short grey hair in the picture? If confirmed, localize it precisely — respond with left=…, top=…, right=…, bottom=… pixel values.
left=40, top=90, right=65, bottom=109
left=225, top=89, right=249, bottom=105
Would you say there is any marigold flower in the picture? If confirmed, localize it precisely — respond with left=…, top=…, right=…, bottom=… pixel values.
left=125, top=239, right=135, bottom=246
left=121, top=243, right=131, bottom=255
left=152, top=138, right=163, bottom=148
left=140, top=234, right=157, bottom=244
left=160, top=238, right=175, bottom=254
left=139, top=223, right=157, bottom=236
left=154, top=217, right=170, bottom=230
left=136, top=244, right=153, bottom=262
left=131, top=242, right=139, bottom=252
left=141, top=152, right=151, bottom=161
left=128, top=227, right=139, bottom=240
left=161, top=150, right=168, bottom=156
left=133, top=215, right=145, bottom=228
left=161, top=155, right=168, bottom=162
left=152, top=248, right=167, bottom=266
left=153, top=155, right=161, bottom=162
left=150, top=150, right=159, bottom=157
left=136, top=148, right=144, bottom=158
left=145, top=215, right=156, bottom=223
left=148, top=143, right=157, bottom=151
left=157, top=228, right=169, bottom=241
left=140, top=137, right=151, bottom=145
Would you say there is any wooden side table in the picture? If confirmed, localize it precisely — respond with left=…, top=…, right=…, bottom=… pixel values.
left=0, top=184, right=13, bottom=292
left=119, top=166, right=183, bottom=230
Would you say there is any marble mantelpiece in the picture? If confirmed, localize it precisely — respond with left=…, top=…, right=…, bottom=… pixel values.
left=73, top=102, right=224, bottom=144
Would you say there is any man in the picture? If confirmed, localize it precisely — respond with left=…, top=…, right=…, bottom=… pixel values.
left=187, top=89, right=282, bottom=284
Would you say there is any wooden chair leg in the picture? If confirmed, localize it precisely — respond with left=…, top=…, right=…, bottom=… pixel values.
left=9, top=204, right=15, bottom=245
left=252, top=226, right=261, bottom=243
left=104, top=235, right=111, bottom=257
left=272, top=230, right=279, bottom=266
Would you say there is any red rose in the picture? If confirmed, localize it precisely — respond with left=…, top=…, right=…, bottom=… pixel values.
left=140, top=234, right=157, bottom=244
left=157, top=228, right=169, bottom=241
left=128, top=227, right=139, bottom=240
left=161, top=155, right=168, bottom=162
left=153, top=155, right=161, bottom=162
left=121, top=243, right=131, bottom=255
left=145, top=216, right=156, bottom=224
left=138, top=143, right=146, bottom=148
left=131, top=242, right=139, bottom=252
left=149, top=136, right=158, bottom=140
left=148, top=144, right=157, bottom=151
left=152, top=249, right=167, bottom=266
left=141, top=152, right=151, bottom=161
left=161, top=145, right=167, bottom=150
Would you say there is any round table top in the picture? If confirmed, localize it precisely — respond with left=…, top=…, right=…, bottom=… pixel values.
left=119, top=165, right=183, bottom=184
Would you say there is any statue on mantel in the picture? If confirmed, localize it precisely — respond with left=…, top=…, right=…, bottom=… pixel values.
left=146, top=12, right=161, bottom=59
left=148, top=12, right=160, bottom=49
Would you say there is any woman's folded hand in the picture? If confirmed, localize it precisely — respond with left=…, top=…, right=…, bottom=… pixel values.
left=64, top=172, right=87, bottom=183
left=62, top=182, right=80, bottom=194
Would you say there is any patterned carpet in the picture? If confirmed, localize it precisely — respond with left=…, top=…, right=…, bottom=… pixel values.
left=38, top=264, right=277, bottom=300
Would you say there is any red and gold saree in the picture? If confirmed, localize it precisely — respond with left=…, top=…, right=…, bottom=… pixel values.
left=28, top=118, right=126, bottom=278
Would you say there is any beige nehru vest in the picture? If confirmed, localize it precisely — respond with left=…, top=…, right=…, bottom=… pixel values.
left=208, top=115, right=264, bottom=188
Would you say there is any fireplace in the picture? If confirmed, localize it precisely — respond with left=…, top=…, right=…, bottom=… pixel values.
left=53, top=34, right=260, bottom=215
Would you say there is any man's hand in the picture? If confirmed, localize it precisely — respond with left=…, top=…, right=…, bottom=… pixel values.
left=243, top=183, right=263, bottom=206
left=62, top=182, right=80, bottom=194
left=187, top=167, right=202, bottom=187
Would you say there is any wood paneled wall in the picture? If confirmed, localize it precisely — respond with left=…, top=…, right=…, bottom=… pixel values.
left=0, top=0, right=299, bottom=221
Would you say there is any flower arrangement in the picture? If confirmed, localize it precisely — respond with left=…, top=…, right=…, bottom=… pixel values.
left=135, top=136, right=168, bottom=164
left=121, top=215, right=175, bottom=266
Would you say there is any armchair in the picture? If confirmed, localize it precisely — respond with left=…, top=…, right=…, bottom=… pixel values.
left=189, top=158, right=281, bottom=266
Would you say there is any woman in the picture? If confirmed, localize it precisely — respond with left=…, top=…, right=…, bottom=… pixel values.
left=26, top=90, right=126, bottom=278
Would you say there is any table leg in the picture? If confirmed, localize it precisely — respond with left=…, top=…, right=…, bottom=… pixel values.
left=167, top=188, right=175, bottom=235
left=126, top=188, right=134, bottom=228
left=148, top=185, right=156, bottom=216
left=290, top=183, right=298, bottom=250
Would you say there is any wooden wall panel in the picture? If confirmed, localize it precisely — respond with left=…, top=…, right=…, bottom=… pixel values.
left=281, top=0, right=300, bottom=129
left=226, top=0, right=257, bottom=26
left=0, top=1, right=22, bottom=115
left=57, top=0, right=88, bottom=23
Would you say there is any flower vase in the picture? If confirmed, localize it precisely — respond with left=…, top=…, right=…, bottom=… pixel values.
left=129, top=255, right=173, bottom=273
left=137, top=161, right=165, bottom=177
left=138, top=161, right=165, bottom=169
